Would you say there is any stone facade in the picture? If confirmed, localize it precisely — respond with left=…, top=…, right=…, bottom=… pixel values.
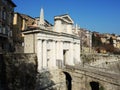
left=23, top=8, right=81, bottom=71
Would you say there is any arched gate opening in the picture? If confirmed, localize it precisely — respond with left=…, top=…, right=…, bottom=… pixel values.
left=90, top=81, right=104, bottom=90
left=63, top=72, right=72, bottom=90
left=90, top=81, right=99, bottom=90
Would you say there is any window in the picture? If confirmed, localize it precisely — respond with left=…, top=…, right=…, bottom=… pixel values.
left=2, top=26, right=5, bottom=34
left=2, top=0, right=7, bottom=5
left=2, top=9, right=6, bottom=20
left=2, top=0, right=5, bottom=3
left=5, top=26, right=8, bottom=35
left=9, top=31, right=12, bottom=37
left=9, top=5, right=13, bottom=11
left=0, top=25, right=2, bottom=33
left=8, top=13, right=12, bottom=24
left=0, top=8, right=2, bottom=19
left=4, top=11, right=6, bottom=20
left=7, top=14, right=10, bottom=25
left=1, top=43, right=4, bottom=49
left=7, top=26, right=10, bottom=32
left=10, top=13, right=13, bottom=24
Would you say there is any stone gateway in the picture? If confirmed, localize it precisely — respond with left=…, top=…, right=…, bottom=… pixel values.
left=23, top=8, right=81, bottom=71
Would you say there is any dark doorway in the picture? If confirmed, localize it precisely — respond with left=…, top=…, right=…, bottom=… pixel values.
left=63, top=72, right=72, bottom=90
left=90, top=81, right=99, bottom=90
left=63, top=50, right=66, bottom=65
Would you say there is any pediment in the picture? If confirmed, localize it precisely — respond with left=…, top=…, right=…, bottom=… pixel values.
left=54, top=14, right=74, bottom=24
left=61, top=15, right=74, bottom=24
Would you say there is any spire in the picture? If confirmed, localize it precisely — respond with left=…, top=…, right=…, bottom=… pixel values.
left=75, top=23, right=78, bottom=33
left=39, top=8, right=44, bottom=27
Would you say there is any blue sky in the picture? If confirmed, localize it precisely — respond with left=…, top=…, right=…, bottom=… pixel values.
left=13, top=0, right=120, bottom=34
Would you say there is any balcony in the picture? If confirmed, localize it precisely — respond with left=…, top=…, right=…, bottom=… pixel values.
left=0, top=33, right=8, bottom=38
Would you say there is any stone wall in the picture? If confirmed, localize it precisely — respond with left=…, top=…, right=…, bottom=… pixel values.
left=81, top=54, right=120, bottom=74
left=0, top=53, right=67, bottom=90
left=36, top=70, right=66, bottom=90
left=2, top=53, right=37, bottom=90
left=14, top=43, right=24, bottom=53
left=65, top=65, right=120, bottom=90
left=81, top=54, right=120, bottom=64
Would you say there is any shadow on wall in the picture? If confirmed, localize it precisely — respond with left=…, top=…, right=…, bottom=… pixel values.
left=0, top=53, right=56, bottom=90
left=36, top=71, right=56, bottom=90
left=3, top=53, right=37, bottom=90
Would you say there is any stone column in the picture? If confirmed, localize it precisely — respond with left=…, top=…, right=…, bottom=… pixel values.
left=42, top=40, right=47, bottom=69
left=69, top=42, right=74, bottom=65
left=56, top=41, right=63, bottom=59
left=56, top=41, right=59, bottom=60
left=73, top=43, right=77, bottom=64
left=77, top=43, right=81, bottom=63
left=37, top=39, right=42, bottom=71
left=56, top=41, right=59, bottom=68
left=74, top=43, right=81, bottom=64
left=51, top=41, right=56, bottom=68
left=56, top=41, right=63, bottom=68
left=59, top=41, right=63, bottom=64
